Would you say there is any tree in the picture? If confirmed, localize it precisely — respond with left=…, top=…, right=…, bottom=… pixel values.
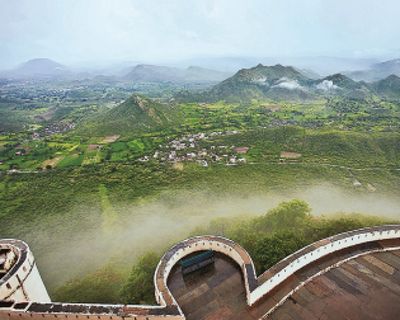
left=53, top=266, right=125, bottom=303
left=253, top=199, right=311, bottom=233
left=252, top=231, right=308, bottom=272
left=120, top=252, right=160, bottom=304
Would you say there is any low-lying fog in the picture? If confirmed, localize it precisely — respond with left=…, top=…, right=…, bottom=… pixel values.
left=34, top=184, right=400, bottom=292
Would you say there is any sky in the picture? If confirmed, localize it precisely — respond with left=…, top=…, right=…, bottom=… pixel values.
left=0, top=0, right=399, bottom=69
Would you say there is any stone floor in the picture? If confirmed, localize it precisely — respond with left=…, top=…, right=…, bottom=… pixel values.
left=269, top=250, right=400, bottom=320
left=168, top=248, right=400, bottom=320
left=167, top=252, right=255, bottom=320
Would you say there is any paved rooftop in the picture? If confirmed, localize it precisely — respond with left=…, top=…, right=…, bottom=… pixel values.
left=168, top=252, right=250, bottom=320
left=269, top=249, right=400, bottom=320
left=168, top=242, right=400, bottom=320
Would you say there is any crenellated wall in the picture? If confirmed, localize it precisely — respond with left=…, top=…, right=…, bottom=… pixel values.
left=1, top=225, right=400, bottom=320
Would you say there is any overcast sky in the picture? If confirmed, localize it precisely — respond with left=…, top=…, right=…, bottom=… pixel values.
left=0, top=0, right=399, bottom=68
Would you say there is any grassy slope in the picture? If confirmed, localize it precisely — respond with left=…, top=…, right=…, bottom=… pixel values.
left=75, top=95, right=180, bottom=137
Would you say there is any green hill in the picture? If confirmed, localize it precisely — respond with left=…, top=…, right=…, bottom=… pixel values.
left=371, top=74, right=400, bottom=100
left=319, top=73, right=362, bottom=90
left=315, top=73, right=373, bottom=99
left=175, top=64, right=400, bottom=103
left=75, top=95, right=177, bottom=137
left=206, top=64, right=314, bottom=102
left=178, top=65, right=378, bottom=103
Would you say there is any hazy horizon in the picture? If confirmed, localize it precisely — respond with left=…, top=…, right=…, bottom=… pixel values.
left=1, top=0, right=400, bottom=70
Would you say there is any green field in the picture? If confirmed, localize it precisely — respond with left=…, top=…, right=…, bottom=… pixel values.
left=1, top=87, right=400, bottom=305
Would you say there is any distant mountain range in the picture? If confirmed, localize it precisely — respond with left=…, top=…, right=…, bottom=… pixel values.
left=2, top=57, right=400, bottom=84
left=177, top=64, right=400, bottom=102
left=346, top=59, right=400, bottom=82
left=1, top=58, right=399, bottom=102
left=0, top=58, right=232, bottom=83
left=123, top=64, right=231, bottom=83
left=179, top=56, right=376, bottom=76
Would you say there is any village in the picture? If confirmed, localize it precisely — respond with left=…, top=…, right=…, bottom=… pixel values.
left=32, top=121, right=76, bottom=138
left=138, top=130, right=250, bottom=167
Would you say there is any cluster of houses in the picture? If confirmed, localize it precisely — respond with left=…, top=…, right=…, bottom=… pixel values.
left=138, top=130, right=249, bottom=167
left=31, top=122, right=76, bottom=139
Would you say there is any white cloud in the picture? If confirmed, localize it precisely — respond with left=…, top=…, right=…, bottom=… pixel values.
left=252, top=76, right=268, bottom=84
left=272, top=78, right=304, bottom=90
left=316, top=80, right=339, bottom=91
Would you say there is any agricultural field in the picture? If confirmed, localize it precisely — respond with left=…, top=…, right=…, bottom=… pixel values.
left=1, top=77, right=400, bottom=305
left=1, top=97, right=399, bottom=171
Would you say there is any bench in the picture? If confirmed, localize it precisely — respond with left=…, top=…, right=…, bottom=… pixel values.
left=180, top=250, right=215, bottom=275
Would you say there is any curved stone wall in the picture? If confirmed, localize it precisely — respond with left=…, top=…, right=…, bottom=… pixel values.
left=154, top=235, right=258, bottom=309
left=1, top=225, right=400, bottom=320
left=250, top=225, right=400, bottom=304
left=153, top=225, right=400, bottom=308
